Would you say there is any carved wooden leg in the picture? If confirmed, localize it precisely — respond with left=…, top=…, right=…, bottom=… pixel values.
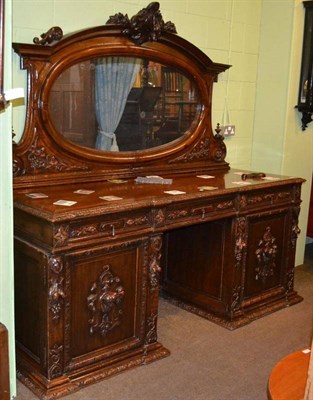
left=0, top=323, right=10, bottom=400
left=143, top=234, right=170, bottom=363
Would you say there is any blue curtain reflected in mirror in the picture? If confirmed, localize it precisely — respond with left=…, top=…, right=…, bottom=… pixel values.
left=95, top=57, right=140, bottom=151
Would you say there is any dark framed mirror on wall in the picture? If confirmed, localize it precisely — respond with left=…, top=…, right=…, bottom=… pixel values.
left=297, top=1, right=313, bottom=130
left=0, top=0, right=4, bottom=111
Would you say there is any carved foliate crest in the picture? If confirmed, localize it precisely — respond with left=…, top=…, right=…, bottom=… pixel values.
left=107, top=2, right=177, bottom=45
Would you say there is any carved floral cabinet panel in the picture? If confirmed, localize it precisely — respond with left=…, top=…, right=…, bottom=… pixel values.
left=244, top=210, right=292, bottom=299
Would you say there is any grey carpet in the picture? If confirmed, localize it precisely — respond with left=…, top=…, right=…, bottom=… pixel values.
left=16, top=244, right=313, bottom=400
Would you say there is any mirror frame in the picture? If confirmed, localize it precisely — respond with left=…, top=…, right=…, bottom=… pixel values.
left=12, top=2, right=230, bottom=188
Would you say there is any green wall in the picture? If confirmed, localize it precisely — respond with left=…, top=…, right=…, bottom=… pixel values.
left=252, top=0, right=313, bottom=265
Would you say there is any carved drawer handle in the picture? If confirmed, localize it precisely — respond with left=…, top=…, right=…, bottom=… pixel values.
left=191, top=206, right=213, bottom=218
left=111, top=225, right=115, bottom=237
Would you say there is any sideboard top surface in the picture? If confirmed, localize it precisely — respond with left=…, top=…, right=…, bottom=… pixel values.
left=13, top=168, right=304, bottom=223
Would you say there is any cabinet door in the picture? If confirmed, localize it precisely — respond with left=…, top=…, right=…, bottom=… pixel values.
left=244, top=210, right=290, bottom=299
left=63, top=238, right=148, bottom=371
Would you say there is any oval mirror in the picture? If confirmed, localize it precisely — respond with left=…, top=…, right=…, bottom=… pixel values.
left=48, top=56, right=200, bottom=152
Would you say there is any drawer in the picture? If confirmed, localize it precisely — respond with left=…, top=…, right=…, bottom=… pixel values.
left=238, top=187, right=294, bottom=212
left=163, top=195, right=236, bottom=227
left=53, top=210, right=152, bottom=248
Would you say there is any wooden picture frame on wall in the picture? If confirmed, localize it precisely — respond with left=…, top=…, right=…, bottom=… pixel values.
left=0, top=0, right=5, bottom=111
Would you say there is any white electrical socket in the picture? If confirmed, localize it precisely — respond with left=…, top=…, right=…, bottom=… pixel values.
left=221, top=125, right=235, bottom=136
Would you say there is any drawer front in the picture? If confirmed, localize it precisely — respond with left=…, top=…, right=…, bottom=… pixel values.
left=52, top=210, right=152, bottom=248
left=163, top=196, right=236, bottom=227
left=238, top=186, right=295, bottom=212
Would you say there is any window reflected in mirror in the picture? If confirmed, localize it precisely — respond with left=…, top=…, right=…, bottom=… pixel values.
left=49, top=57, right=200, bottom=152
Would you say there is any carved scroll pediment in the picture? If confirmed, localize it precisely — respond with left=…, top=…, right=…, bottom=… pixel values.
left=107, top=2, right=177, bottom=45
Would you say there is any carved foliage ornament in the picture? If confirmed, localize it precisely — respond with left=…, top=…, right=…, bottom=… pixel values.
left=148, top=236, right=162, bottom=289
left=169, top=137, right=210, bottom=164
left=33, top=26, right=63, bottom=45
left=255, top=227, right=277, bottom=283
left=48, top=344, right=63, bottom=379
left=27, top=137, right=89, bottom=173
left=54, top=225, right=69, bottom=247
left=48, top=256, right=65, bottom=322
left=235, top=217, right=247, bottom=269
left=107, top=2, right=177, bottom=45
left=87, top=265, right=125, bottom=336
left=291, top=206, right=301, bottom=249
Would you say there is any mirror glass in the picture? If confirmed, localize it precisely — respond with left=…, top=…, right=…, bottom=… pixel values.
left=48, top=56, right=200, bottom=152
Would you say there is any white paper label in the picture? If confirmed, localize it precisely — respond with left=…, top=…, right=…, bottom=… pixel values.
left=4, top=87, right=25, bottom=101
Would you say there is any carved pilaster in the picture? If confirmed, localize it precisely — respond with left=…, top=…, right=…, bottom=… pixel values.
left=234, top=217, right=247, bottom=269
left=291, top=206, right=301, bottom=250
left=229, top=217, right=247, bottom=318
left=87, top=265, right=125, bottom=336
left=144, top=235, right=163, bottom=348
left=148, top=235, right=162, bottom=290
left=48, top=257, right=65, bottom=322
left=46, top=256, right=65, bottom=379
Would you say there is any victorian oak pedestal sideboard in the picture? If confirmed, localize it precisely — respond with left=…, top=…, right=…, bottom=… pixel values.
left=12, top=3, right=304, bottom=399
left=13, top=170, right=304, bottom=398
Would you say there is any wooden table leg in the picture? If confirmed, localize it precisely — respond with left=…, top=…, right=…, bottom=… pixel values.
left=0, top=323, right=10, bottom=400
